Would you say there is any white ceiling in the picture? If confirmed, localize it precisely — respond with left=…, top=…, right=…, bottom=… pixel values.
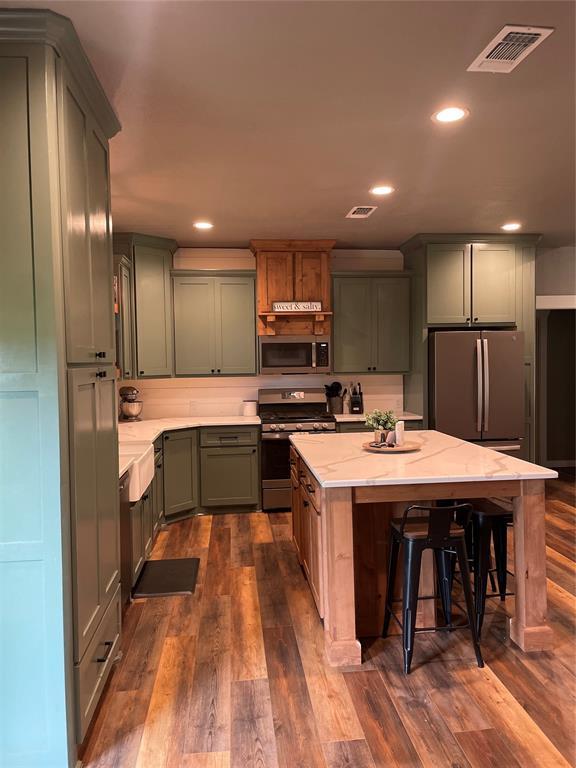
left=4, top=1, right=575, bottom=248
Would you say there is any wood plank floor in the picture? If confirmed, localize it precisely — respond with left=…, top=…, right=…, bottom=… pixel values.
left=82, top=472, right=576, bottom=768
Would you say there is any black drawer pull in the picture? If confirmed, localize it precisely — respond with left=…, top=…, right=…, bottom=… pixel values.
left=97, top=640, right=114, bottom=664
left=139, top=370, right=144, bottom=375
left=96, top=370, right=107, bottom=378
left=125, top=370, right=130, bottom=377
left=96, top=351, right=107, bottom=359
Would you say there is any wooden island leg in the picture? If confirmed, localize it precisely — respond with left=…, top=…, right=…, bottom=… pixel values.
left=510, top=479, right=555, bottom=651
left=322, top=487, right=362, bottom=667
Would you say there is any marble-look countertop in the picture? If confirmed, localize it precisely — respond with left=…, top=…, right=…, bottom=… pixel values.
left=289, top=430, right=558, bottom=488
left=334, top=410, right=422, bottom=423
left=118, top=416, right=261, bottom=478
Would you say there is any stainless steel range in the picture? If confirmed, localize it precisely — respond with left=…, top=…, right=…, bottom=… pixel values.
left=259, top=388, right=335, bottom=510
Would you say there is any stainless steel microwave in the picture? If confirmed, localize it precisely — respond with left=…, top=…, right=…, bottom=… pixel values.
left=259, top=335, right=331, bottom=374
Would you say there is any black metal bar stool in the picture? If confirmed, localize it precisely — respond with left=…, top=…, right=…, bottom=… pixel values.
left=469, top=502, right=514, bottom=636
left=382, top=502, right=484, bottom=675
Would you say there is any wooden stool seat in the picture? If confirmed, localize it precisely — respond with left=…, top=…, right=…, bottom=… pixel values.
left=392, top=517, right=466, bottom=540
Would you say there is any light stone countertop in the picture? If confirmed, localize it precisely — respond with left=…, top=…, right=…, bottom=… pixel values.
left=117, top=416, right=261, bottom=478
left=334, top=411, right=422, bottom=423
left=289, top=430, right=558, bottom=488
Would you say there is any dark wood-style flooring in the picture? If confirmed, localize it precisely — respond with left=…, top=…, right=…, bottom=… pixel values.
left=82, top=472, right=576, bottom=768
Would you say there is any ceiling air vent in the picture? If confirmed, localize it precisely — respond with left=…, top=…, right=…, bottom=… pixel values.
left=346, top=205, right=377, bottom=219
left=467, top=25, right=554, bottom=73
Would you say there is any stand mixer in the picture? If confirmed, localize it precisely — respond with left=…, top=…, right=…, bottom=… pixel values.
left=119, top=386, right=143, bottom=421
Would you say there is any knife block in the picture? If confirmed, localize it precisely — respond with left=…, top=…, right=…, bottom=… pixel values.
left=350, top=393, right=363, bottom=413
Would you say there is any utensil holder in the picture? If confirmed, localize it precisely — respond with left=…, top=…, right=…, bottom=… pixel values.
left=327, top=396, right=343, bottom=414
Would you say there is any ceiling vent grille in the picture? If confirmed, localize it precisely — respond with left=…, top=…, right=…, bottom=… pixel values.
left=467, top=25, right=554, bottom=73
left=346, top=205, right=377, bottom=219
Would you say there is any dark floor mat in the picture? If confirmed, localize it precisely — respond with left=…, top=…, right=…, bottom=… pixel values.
left=133, top=557, right=200, bottom=598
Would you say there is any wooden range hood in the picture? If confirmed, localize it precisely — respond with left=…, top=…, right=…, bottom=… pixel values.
left=250, top=239, right=335, bottom=336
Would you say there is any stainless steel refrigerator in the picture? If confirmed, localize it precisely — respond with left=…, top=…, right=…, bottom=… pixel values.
left=428, top=330, right=524, bottom=452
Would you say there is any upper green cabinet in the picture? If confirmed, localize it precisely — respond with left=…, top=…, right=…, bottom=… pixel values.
left=333, top=275, right=410, bottom=374
left=426, top=243, right=516, bottom=326
left=134, top=245, right=174, bottom=377
left=115, top=257, right=135, bottom=378
left=61, top=75, right=115, bottom=364
left=173, top=274, right=256, bottom=376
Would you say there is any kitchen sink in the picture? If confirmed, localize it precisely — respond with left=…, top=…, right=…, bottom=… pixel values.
left=118, top=442, right=155, bottom=502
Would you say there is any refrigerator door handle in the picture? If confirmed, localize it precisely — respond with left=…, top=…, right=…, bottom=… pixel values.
left=483, top=338, right=490, bottom=432
left=476, top=339, right=483, bottom=433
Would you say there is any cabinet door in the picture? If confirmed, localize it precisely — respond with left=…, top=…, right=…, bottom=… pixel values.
left=300, top=494, right=312, bottom=581
left=291, top=470, right=301, bottom=560
left=333, top=277, right=374, bottom=372
left=163, top=429, right=198, bottom=518
left=134, top=245, right=173, bottom=377
left=471, top=244, right=516, bottom=324
left=308, top=502, right=324, bottom=617
left=130, top=500, right=144, bottom=585
left=215, top=276, right=257, bottom=374
left=256, top=251, right=295, bottom=310
left=96, top=373, right=120, bottom=612
left=373, top=276, right=410, bottom=372
left=173, top=276, right=217, bottom=375
left=294, top=251, right=330, bottom=307
left=118, top=260, right=135, bottom=378
left=87, top=125, right=115, bottom=362
left=68, top=370, right=100, bottom=661
left=69, top=369, right=119, bottom=662
left=61, top=84, right=94, bottom=363
left=200, top=446, right=259, bottom=506
left=61, top=78, right=114, bottom=364
left=153, top=454, right=164, bottom=535
left=142, top=486, right=153, bottom=558
left=427, top=244, right=471, bottom=325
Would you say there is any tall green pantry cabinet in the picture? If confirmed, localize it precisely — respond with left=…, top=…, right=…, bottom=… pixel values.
left=0, top=11, right=121, bottom=767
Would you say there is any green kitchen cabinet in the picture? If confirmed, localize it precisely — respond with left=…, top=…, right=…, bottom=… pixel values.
left=173, top=274, right=256, bottom=375
left=333, top=274, right=410, bottom=374
left=142, top=484, right=153, bottom=558
left=68, top=368, right=120, bottom=663
left=471, top=243, right=516, bottom=324
left=116, top=256, right=135, bottom=378
left=333, top=277, right=373, bottom=373
left=153, top=449, right=164, bottom=537
left=133, top=242, right=174, bottom=377
left=61, top=72, right=115, bottom=365
left=130, top=499, right=145, bottom=585
left=336, top=422, right=372, bottom=433
left=200, top=446, right=259, bottom=506
left=426, top=244, right=471, bottom=325
left=426, top=242, right=516, bottom=326
left=163, top=428, right=199, bottom=518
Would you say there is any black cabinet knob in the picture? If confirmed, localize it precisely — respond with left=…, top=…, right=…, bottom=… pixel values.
left=96, top=370, right=107, bottom=378
left=96, top=351, right=107, bottom=359
left=125, top=371, right=130, bottom=377
left=473, top=317, right=479, bottom=322
left=211, top=369, right=215, bottom=374
left=217, top=369, right=221, bottom=373
left=139, top=371, right=144, bottom=375
left=164, top=435, right=170, bottom=440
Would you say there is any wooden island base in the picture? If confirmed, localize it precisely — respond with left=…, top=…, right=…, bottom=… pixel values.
left=320, top=480, right=554, bottom=667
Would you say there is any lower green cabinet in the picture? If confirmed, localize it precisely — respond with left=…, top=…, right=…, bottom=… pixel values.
left=336, top=422, right=371, bottom=433
left=200, top=445, right=259, bottom=506
left=163, top=429, right=199, bottom=518
left=142, top=486, right=153, bottom=557
left=130, top=499, right=144, bottom=585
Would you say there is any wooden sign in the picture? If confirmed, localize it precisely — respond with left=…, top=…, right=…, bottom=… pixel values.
left=272, top=301, right=322, bottom=312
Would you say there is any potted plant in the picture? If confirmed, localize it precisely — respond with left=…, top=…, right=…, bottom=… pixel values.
left=365, top=409, right=397, bottom=444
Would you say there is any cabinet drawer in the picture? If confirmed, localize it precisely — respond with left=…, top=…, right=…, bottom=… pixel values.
left=200, top=426, right=259, bottom=447
left=405, top=420, right=423, bottom=431
left=299, top=464, right=321, bottom=510
left=75, top=583, right=121, bottom=742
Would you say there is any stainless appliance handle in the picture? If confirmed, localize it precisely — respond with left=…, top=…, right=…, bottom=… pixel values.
left=476, top=339, right=483, bottom=433
left=482, top=338, right=490, bottom=432
left=261, top=432, right=291, bottom=441
left=311, top=342, right=317, bottom=368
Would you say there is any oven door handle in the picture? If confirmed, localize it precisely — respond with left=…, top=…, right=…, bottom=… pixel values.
left=261, top=432, right=292, bottom=440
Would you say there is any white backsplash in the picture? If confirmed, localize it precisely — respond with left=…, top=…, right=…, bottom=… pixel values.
left=123, top=374, right=404, bottom=419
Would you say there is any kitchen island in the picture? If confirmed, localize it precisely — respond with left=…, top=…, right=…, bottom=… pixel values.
left=289, top=430, right=557, bottom=667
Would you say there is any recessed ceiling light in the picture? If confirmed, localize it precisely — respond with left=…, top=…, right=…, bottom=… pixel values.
left=370, top=185, right=395, bottom=196
left=194, top=221, right=213, bottom=230
left=432, top=106, right=469, bottom=123
left=501, top=222, right=522, bottom=231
